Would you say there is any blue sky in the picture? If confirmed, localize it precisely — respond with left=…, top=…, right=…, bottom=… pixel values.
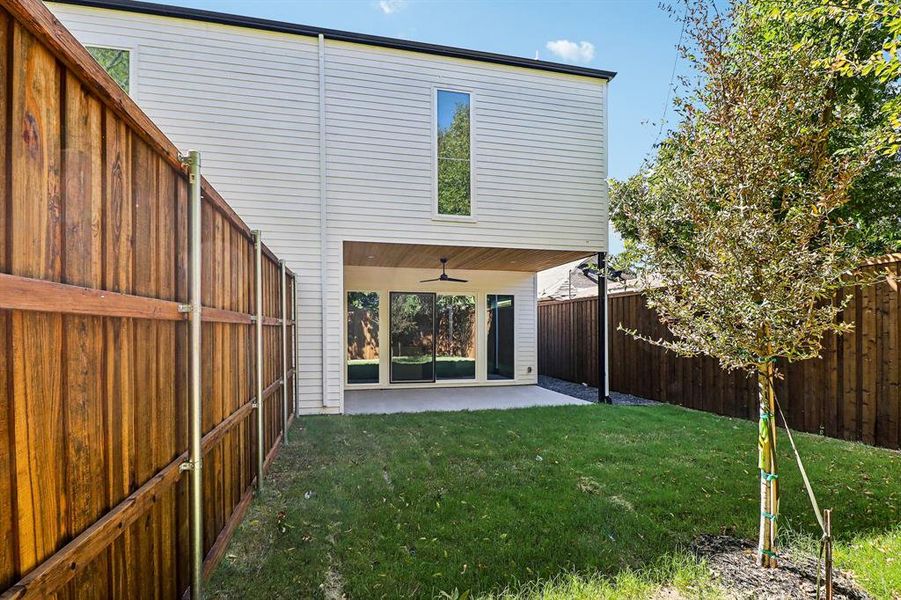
left=144, top=0, right=686, bottom=253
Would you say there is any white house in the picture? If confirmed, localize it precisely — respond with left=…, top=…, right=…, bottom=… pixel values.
left=47, top=0, right=614, bottom=414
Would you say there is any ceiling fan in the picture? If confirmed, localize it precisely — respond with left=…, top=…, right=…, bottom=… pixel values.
left=420, top=257, right=468, bottom=283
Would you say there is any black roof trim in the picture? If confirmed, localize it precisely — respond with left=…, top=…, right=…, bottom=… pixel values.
left=51, top=0, right=616, bottom=80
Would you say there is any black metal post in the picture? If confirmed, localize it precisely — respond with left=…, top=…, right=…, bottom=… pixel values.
left=597, top=252, right=611, bottom=404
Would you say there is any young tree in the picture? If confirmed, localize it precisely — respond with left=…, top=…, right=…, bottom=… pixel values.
left=611, top=1, right=881, bottom=567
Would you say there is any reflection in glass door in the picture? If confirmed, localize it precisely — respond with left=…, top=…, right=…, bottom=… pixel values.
left=436, top=295, right=476, bottom=380
left=390, top=292, right=436, bottom=383
left=346, top=291, right=380, bottom=384
left=487, top=294, right=515, bottom=379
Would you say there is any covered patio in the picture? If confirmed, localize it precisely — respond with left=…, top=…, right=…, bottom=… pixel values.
left=341, top=240, right=611, bottom=410
left=344, top=384, right=590, bottom=414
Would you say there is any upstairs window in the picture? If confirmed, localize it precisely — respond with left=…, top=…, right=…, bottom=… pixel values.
left=86, top=46, right=130, bottom=93
left=436, top=89, right=471, bottom=217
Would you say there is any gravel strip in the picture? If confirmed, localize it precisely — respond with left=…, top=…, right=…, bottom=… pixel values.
left=538, top=375, right=660, bottom=406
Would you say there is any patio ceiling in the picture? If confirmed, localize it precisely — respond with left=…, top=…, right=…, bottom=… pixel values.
left=343, top=241, right=595, bottom=272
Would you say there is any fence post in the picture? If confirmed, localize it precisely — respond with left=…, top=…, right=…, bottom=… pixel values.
left=253, top=230, right=265, bottom=490
left=280, top=260, right=288, bottom=443
left=181, top=149, right=204, bottom=600
left=292, top=276, right=298, bottom=417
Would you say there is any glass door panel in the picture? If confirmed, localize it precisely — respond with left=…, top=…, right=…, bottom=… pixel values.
left=487, top=294, right=515, bottom=379
left=436, top=295, right=476, bottom=380
left=346, top=291, right=380, bottom=384
left=390, top=292, right=436, bottom=383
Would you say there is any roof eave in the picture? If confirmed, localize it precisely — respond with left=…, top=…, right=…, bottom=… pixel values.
left=49, top=0, right=617, bottom=81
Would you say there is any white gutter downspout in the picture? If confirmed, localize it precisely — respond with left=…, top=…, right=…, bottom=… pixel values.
left=318, top=33, right=329, bottom=410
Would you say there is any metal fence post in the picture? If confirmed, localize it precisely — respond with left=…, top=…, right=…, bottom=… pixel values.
left=181, top=149, right=204, bottom=600
left=280, top=260, right=288, bottom=443
left=253, top=230, right=265, bottom=490
left=292, top=277, right=298, bottom=417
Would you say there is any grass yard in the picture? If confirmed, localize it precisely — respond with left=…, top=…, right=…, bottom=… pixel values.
left=208, top=404, right=900, bottom=599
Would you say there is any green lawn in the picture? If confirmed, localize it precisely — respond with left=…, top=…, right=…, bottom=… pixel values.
left=208, top=404, right=900, bottom=599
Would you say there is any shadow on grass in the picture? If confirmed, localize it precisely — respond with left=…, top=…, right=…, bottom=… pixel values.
left=208, top=404, right=900, bottom=599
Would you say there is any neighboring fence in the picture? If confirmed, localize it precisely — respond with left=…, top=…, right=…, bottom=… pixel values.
left=0, top=1, right=297, bottom=598
left=538, top=295, right=602, bottom=393
left=538, top=255, right=901, bottom=450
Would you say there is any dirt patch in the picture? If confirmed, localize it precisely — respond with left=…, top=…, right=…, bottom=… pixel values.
left=608, top=495, right=634, bottom=512
left=691, top=535, right=869, bottom=599
left=578, top=476, right=602, bottom=495
left=322, top=553, right=346, bottom=600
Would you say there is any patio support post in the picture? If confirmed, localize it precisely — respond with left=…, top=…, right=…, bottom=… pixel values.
left=597, top=252, right=610, bottom=404
left=254, top=230, right=265, bottom=490
left=182, top=149, right=204, bottom=600
left=280, top=260, right=288, bottom=442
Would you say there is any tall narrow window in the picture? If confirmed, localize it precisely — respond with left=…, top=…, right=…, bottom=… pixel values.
left=487, top=294, right=515, bottom=380
left=347, top=292, right=379, bottom=384
left=436, top=90, right=471, bottom=216
left=436, top=294, right=476, bottom=380
left=86, top=46, right=131, bottom=93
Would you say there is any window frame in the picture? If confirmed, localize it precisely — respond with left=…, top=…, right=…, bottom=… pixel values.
left=432, top=86, right=476, bottom=222
left=345, top=290, right=382, bottom=386
left=83, top=41, right=137, bottom=97
left=486, top=293, right=516, bottom=380
left=434, top=293, right=477, bottom=381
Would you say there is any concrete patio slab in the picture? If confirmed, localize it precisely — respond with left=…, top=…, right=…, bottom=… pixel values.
left=344, top=385, right=591, bottom=415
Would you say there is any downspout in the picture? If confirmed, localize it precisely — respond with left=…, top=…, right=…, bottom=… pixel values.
left=318, top=33, right=329, bottom=409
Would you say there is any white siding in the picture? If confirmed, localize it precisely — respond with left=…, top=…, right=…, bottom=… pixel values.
left=323, top=40, right=607, bottom=248
left=49, top=3, right=608, bottom=414
left=322, top=41, right=607, bottom=409
left=47, top=3, right=329, bottom=414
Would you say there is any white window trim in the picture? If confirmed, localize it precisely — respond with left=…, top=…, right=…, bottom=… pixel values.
left=432, top=86, right=476, bottom=222
left=81, top=40, right=138, bottom=99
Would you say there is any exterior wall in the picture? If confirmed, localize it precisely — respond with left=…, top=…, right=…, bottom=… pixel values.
left=322, top=42, right=607, bottom=410
left=48, top=2, right=609, bottom=414
left=342, top=266, right=538, bottom=411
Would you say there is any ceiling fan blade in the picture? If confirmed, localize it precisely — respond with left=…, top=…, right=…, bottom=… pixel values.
left=419, top=277, right=442, bottom=283
left=444, top=277, right=469, bottom=283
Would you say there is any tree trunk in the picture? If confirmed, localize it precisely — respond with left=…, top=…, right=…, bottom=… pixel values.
left=757, top=362, right=779, bottom=567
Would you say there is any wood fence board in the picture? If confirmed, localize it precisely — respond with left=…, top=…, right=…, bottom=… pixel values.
left=10, top=19, right=66, bottom=576
left=61, top=67, right=107, bottom=597
left=0, top=8, right=13, bottom=589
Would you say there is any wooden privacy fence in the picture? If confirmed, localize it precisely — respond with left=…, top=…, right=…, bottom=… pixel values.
left=538, top=255, right=901, bottom=450
left=0, top=1, right=297, bottom=598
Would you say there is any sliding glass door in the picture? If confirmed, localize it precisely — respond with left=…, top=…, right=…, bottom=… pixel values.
left=487, top=294, right=515, bottom=379
left=390, top=292, right=436, bottom=383
left=385, top=292, right=513, bottom=383
left=436, top=295, right=476, bottom=380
